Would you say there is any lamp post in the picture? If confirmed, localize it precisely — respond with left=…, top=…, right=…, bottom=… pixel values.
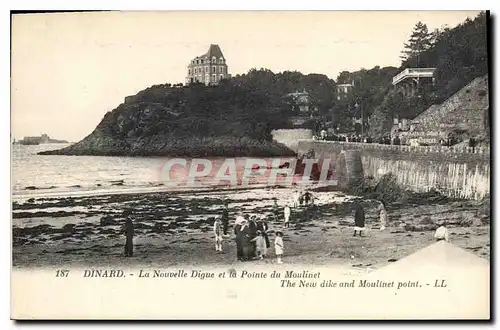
left=354, top=102, right=363, bottom=135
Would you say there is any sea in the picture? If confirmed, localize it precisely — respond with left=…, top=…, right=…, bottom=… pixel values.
left=11, top=144, right=306, bottom=200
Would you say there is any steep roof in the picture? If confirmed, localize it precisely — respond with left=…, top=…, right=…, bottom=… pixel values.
left=204, top=44, right=224, bottom=59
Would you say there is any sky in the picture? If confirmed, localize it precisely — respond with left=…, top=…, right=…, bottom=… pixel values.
left=11, top=10, right=481, bottom=142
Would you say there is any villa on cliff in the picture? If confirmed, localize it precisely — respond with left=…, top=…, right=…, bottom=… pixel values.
left=185, top=44, right=231, bottom=85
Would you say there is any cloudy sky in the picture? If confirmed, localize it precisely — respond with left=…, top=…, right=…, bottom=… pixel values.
left=11, top=10, right=480, bottom=142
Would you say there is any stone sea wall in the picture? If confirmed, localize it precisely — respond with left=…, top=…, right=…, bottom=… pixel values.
left=297, top=140, right=490, bottom=200
left=271, top=129, right=313, bottom=152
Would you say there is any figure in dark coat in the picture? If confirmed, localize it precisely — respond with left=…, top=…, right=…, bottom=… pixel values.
left=124, top=218, right=135, bottom=257
left=304, top=191, right=312, bottom=206
left=234, top=222, right=244, bottom=261
left=248, top=216, right=258, bottom=257
left=240, top=221, right=254, bottom=260
left=221, top=203, right=229, bottom=236
left=352, top=203, right=366, bottom=237
left=257, top=218, right=271, bottom=248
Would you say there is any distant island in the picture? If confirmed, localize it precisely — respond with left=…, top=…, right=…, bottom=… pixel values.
left=15, top=134, right=68, bottom=145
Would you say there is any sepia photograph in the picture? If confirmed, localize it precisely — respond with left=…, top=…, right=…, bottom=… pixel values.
left=10, top=10, right=491, bottom=320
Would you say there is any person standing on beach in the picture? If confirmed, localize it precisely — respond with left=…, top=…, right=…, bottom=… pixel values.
left=249, top=215, right=258, bottom=257
left=352, top=203, right=366, bottom=237
left=378, top=200, right=388, bottom=231
left=251, top=230, right=267, bottom=259
left=234, top=212, right=245, bottom=227
left=240, top=219, right=254, bottom=260
left=284, top=205, right=291, bottom=228
left=221, top=202, right=229, bottom=236
left=293, top=190, right=301, bottom=208
left=234, top=219, right=244, bottom=261
left=257, top=216, right=270, bottom=249
left=434, top=225, right=449, bottom=242
left=274, top=231, right=284, bottom=264
left=213, top=216, right=223, bottom=252
left=304, top=191, right=311, bottom=206
left=272, top=199, right=280, bottom=221
left=123, top=211, right=135, bottom=257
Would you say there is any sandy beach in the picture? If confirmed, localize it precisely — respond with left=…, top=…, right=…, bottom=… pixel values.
left=12, top=185, right=490, bottom=271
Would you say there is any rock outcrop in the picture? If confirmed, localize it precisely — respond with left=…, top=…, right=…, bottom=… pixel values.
left=39, top=82, right=300, bottom=157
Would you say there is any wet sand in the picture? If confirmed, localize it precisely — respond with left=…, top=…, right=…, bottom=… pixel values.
left=12, top=186, right=490, bottom=270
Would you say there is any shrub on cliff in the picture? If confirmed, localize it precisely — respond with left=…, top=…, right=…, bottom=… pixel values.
left=350, top=173, right=410, bottom=205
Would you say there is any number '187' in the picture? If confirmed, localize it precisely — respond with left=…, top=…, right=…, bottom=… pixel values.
left=56, top=270, right=69, bottom=277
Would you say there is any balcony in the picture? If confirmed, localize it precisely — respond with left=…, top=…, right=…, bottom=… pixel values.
left=392, top=68, right=436, bottom=85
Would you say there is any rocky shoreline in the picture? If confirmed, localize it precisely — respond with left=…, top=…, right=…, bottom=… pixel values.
left=38, top=134, right=296, bottom=158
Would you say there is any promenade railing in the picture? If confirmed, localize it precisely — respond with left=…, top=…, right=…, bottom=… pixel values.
left=299, top=139, right=490, bottom=155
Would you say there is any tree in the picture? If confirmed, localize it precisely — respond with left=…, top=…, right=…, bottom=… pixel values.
left=400, top=21, right=434, bottom=67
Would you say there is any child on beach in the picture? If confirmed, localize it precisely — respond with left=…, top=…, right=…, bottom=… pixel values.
left=251, top=230, right=267, bottom=259
left=284, top=205, right=291, bottom=228
left=275, top=231, right=284, bottom=264
left=377, top=200, right=388, bottom=231
left=213, top=216, right=223, bottom=252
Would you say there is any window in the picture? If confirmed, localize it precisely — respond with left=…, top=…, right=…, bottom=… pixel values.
left=188, top=69, right=191, bottom=75
left=219, top=66, right=223, bottom=73
left=219, top=58, right=224, bottom=64
left=205, top=66, right=208, bottom=73
left=344, top=86, right=348, bottom=93
left=212, top=74, right=216, bottom=81
left=212, top=66, right=216, bottom=73
left=212, top=56, right=216, bottom=63
left=219, top=74, right=224, bottom=80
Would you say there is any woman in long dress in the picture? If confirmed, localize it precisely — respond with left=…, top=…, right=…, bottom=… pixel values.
left=257, top=216, right=270, bottom=249
left=234, top=220, right=245, bottom=261
left=248, top=215, right=258, bottom=258
left=378, top=200, right=388, bottom=231
left=240, top=220, right=254, bottom=260
left=352, top=203, right=366, bottom=237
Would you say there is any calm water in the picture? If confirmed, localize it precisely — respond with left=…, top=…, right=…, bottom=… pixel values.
left=11, top=144, right=300, bottom=200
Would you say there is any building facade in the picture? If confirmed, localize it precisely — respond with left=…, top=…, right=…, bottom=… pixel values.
left=336, top=83, right=353, bottom=100
left=185, top=44, right=231, bottom=85
left=392, top=68, right=436, bottom=97
left=284, top=90, right=318, bottom=115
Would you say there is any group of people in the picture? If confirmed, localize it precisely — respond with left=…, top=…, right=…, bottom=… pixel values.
left=120, top=193, right=451, bottom=263
left=354, top=200, right=449, bottom=243
left=314, top=131, right=374, bottom=144
left=213, top=201, right=286, bottom=264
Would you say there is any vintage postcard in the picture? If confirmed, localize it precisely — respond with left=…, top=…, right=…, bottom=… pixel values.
left=10, top=10, right=490, bottom=320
